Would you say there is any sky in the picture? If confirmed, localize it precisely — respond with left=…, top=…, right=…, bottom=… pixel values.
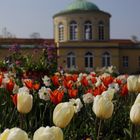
left=0, top=0, right=140, bottom=40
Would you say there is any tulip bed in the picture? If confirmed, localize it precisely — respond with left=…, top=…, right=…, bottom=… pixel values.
left=1, top=67, right=140, bottom=140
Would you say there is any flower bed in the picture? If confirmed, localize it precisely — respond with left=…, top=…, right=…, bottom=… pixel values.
left=0, top=68, right=140, bottom=140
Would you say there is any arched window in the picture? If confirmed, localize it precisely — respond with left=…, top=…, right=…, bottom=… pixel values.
left=98, top=21, right=104, bottom=41
left=102, top=52, right=111, bottom=67
left=70, top=21, right=78, bottom=40
left=85, top=52, right=93, bottom=69
left=58, top=23, right=64, bottom=41
left=67, top=52, right=76, bottom=68
left=84, top=21, right=92, bottom=40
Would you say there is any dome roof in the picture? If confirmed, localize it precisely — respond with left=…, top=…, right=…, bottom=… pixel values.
left=66, top=0, right=100, bottom=11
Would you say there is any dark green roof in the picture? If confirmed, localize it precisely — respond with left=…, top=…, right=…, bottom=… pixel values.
left=66, top=0, right=99, bottom=11
left=53, top=0, right=111, bottom=18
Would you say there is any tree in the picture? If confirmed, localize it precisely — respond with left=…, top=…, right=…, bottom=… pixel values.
left=30, top=32, right=41, bottom=39
left=131, top=35, right=139, bottom=43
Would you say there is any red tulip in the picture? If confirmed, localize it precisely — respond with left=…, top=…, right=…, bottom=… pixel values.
left=33, top=83, right=40, bottom=90
left=93, top=84, right=106, bottom=96
left=68, top=89, right=78, bottom=98
left=0, top=74, right=3, bottom=86
left=50, top=89, right=64, bottom=104
left=63, top=80, right=73, bottom=89
left=72, top=74, right=78, bottom=82
left=6, top=79, right=15, bottom=92
left=81, top=76, right=89, bottom=87
left=51, top=75, right=60, bottom=87
left=24, top=79, right=33, bottom=89
left=11, top=94, right=17, bottom=106
left=120, top=84, right=128, bottom=96
left=102, top=76, right=114, bottom=87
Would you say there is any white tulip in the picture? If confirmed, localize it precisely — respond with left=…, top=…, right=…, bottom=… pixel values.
left=102, top=89, right=115, bottom=101
left=130, top=103, right=140, bottom=125
left=93, top=95, right=114, bottom=119
left=69, top=98, right=83, bottom=113
left=42, top=75, right=51, bottom=87
left=0, top=129, right=10, bottom=140
left=38, top=87, right=51, bottom=101
left=53, top=102, right=74, bottom=128
left=33, top=126, right=63, bottom=140
left=83, top=93, right=94, bottom=104
left=0, top=128, right=28, bottom=140
left=127, top=75, right=140, bottom=93
left=17, top=92, right=33, bottom=114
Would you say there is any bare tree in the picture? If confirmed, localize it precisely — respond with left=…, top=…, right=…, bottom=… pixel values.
left=30, top=32, right=41, bottom=39
left=131, top=35, right=139, bottom=43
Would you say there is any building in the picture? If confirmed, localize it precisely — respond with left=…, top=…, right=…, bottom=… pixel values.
left=53, top=0, right=140, bottom=74
left=0, top=38, right=54, bottom=61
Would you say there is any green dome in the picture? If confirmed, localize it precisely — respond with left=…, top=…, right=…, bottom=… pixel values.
left=66, top=0, right=100, bottom=11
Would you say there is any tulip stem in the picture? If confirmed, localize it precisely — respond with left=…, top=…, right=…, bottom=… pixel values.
left=131, top=124, right=136, bottom=140
left=42, top=102, right=48, bottom=125
left=97, top=119, right=102, bottom=140
left=19, top=113, right=24, bottom=129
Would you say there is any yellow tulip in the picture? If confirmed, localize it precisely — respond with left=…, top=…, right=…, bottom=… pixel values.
left=53, top=102, right=75, bottom=128
left=130, top=103, right=140, bottom=125
left=17, top=93, right=33, bottom=114
left=0, top=128, right=28, bottom=140
left=92, top=95, right=114, bottom=119
left=33, top=126, right=63, bottom=140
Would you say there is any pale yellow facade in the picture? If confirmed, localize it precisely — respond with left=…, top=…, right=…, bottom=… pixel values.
left=54, top=11, right=110, bottom=42
left=53, top=1, right=140, bottom=74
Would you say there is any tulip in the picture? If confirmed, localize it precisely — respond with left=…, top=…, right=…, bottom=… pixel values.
left=0, top=129, right=10, bottom=140
left=130, top=103, right=140, bottom=125
left=102, top=88, right=115, bottom=101
left=127, top=75, right=140, bottom=93
left=69, top=98, right=83, bottom=113
left=82, top=93, right=94, bottom=104
left=92, top=95, right=114, bottom=119
left=33, top=126, right=63, bottom=140
left=6, top=79, right=15, bottom=92
left=0, top=128, right=28, bottom=140
left=17, top=92, right=33, bottom=114
left=24, top=79, right=33, bottom=89
left=50, top=89, right=64, bottom=105
left=53, top=102, right=75, bottom=128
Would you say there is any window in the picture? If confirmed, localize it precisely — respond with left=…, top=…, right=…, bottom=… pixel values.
left=98, top=21, right=104, bottom=41
left=84, top=21, right=92, bottom=40
left=70, top=21, right=78, bottom=40
left=102, top=52, right=111, bottom=67
left=85, top=52, right=93, bottom=69
left=58, top=23, right=64, bottom=41
left=122, top=56, right=129, bottom=67
left=67, top=52, right=76, bottom=68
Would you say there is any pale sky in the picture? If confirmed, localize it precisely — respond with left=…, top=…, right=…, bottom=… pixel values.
left=0, top=0, right=140, bottom=40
